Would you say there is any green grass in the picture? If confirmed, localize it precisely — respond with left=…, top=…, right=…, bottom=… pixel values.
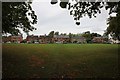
left=2, top=44, right=119, bottom=78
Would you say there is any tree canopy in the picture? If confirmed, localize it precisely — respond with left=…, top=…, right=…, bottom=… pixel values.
left=2, top=2, right=37, bottom=35
left=51, top=0, right=120, bottom=40
left=106, top=16, right=120, bottom=40
left=51, top=0, right=119, bottom=24
left=48, top=31, right=54, bottom=38
left=81, top=31, right=101, bottom=43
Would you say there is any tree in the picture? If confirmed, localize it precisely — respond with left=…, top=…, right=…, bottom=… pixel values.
left=106, top=16, right=120, bottom=40
left=63, top=33, right=67, bottom=35
left=48, top=31, right=54, bottom=38
left=91, top=33, right=101, bottom=38
left=54, top=31, right=59, bottom=35
left=82, top=31, right=92, bottom=43
left=69, top=33, right=72, bottom=42
left=2, top=2, right=37, bottom=35
left=81, top=31, right=101, bottom=43
left=51, top=0, right=120, bottom=40
left=105, top=2, right=120, bottom=40
left=85, top=31, right=90, bottom=34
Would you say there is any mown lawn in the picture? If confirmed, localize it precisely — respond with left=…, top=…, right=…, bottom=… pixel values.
left=2, top=44, right=119, bottom=78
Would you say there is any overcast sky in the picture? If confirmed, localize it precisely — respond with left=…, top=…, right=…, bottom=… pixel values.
left=23, top=0, right=110, bottom=38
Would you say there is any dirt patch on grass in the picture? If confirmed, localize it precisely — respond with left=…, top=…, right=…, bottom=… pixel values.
left=28, top=55, right=45, bottom=67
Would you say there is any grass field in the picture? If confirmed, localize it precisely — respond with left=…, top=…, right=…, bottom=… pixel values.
left=2, top=44, right=119, bottom=78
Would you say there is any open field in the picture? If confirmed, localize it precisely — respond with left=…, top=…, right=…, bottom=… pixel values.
left=2, top=44, right=119, bottom=78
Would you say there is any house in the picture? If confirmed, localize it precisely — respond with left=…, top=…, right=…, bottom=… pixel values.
left=92, top=37, right=108, bottom=43
left=2, top=35, right=23, bottom=43
left=10, top=35, right=23, bottom=43
left=26, top=35, right=38, bottom=43
left=2, top=36, right=11, bottom=43
left=71, top=36, right=86, bottom=43
left=53, top=35, right=69, bottom=43
left=39, top=35, right=50, bottom=44
left=109, top=38, right=120, bottom=44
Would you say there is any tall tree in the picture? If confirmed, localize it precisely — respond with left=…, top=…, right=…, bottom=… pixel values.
left=91, top=33, right=101, bottom=38
left=48, top=31, right=54, bottom=38
left=2, top=2, right=37, bottom=35
left=63, top=33, right=67, bottom=35
left=69, top=33, right=72, bottom=42
left=54, top=31, right=59, bottom=35
left=106, top=16, right=120, bottom=40
left=82, top=31, right=92, bottom=43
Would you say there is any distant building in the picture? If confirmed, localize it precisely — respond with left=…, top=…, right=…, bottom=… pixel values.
left=71, top=36, right=86, bottom=43
left=26, top=35, right=38, bottom=43
left=39, top=35, right=50, bottom=44
left=10, top=35, right=23, bottom=43
left=92, top=37, right=108, bottom=43
left=2, top=36, right=11, bottom=43
left=53, top=35, right=69, bottom=43
left=26, top=35, right=86, bottom=44
left=2, top=35, right=23, bottom=43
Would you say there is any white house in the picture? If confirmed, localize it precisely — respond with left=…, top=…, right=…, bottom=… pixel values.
left=109, top=38, right=120, bottom=44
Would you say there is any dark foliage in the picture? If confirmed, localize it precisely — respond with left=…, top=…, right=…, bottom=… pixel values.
left=2, top=2, right=37, bottom=35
